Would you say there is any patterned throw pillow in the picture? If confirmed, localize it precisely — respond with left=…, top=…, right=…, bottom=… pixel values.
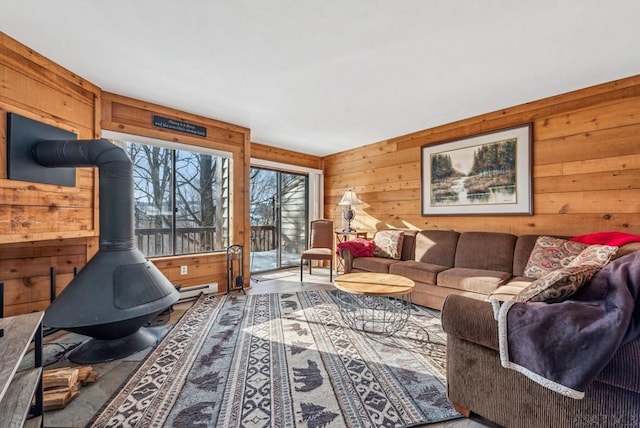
left=517, top=265, right=598, bottom=303
left=373, top=230, right=404, bottom=260
left=524, top=236, right=587, bottom=279
left=567, top=244, right=618, bottom=268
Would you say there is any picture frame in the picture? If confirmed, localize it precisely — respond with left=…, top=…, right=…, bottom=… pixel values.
left=421, top=123, right=532, bottom=216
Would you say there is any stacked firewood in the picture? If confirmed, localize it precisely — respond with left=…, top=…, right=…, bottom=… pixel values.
left=43, top=366, right=100, bottom=411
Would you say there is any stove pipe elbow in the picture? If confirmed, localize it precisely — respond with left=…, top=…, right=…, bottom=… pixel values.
left=33, top=138, right=134, bottom=250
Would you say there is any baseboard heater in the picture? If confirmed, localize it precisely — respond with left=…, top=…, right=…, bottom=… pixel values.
left=178, top=283, right=218, bottom=301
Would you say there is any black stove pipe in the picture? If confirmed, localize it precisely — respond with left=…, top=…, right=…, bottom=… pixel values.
left=34, top=139, right=179, bottom=362
left=33, top=138, right=135, bottom=251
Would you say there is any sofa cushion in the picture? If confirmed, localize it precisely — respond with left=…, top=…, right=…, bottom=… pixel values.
left=512, top=235, right=542, bottom=277
left=517, top=265, right=598, bottom=303
left=400, top=230, right=418, bottom=261
left=389, top=260, right=448, bottom=284
left=352, top=256, right=401, bottom=273
left=437, top=267, right=512, bottom=294
left=487, top=276, right=534, bottom=301
left=567, top=244, right=618, bottom=268
left=524, top=236, right=587, bottom=279
left=373, top=230, right=404, bottom=260
left=454, top=232, right=517, bottom=273
left=414, top=230, right=459, bottom=267
left=613, top=241, right=640, bottom=259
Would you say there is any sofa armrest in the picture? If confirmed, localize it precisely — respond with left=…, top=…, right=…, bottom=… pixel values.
left=441, top=294, right=499, bottom=351
left=339, top=248, right=355, bottom=273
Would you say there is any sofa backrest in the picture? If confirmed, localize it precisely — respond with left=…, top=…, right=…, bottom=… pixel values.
left=414, top=230, right=460, bottom=267
left=400, top=230, right=418, bottom=261
left=454, top=231, right=517, bottom=272
left=512, top=235, right=542, bottom=277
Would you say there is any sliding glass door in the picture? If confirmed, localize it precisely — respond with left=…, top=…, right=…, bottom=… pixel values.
left=250, top=167, right=308, bottom=273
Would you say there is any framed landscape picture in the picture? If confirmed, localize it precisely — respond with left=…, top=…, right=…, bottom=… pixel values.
left=421, top=123, right=532, bottom=215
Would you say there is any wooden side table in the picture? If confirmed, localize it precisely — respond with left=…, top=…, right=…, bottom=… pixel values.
left=335, top=231, right=369, bottom=273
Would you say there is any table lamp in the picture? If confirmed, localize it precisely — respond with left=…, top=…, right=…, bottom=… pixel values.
left=338, top=189, right=362, bottom=232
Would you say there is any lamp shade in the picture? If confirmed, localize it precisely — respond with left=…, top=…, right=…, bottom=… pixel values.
left=338, top=190, right=362, bottom=206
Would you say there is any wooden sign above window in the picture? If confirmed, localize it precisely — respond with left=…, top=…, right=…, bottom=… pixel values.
left=152, top=115, right=207, bottom=138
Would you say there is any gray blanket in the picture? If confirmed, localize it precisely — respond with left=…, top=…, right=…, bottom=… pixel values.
left=494, top=251, right=640, bottom=398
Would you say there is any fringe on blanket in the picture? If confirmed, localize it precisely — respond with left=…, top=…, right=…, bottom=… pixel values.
left=489, top=298, right=586, bottom=400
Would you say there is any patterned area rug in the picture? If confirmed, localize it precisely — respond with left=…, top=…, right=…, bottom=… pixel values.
left=91, top=290, right=461, bottom=427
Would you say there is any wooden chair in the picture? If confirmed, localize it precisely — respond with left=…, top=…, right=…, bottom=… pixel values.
left=300, top=219, right=334, bottom=282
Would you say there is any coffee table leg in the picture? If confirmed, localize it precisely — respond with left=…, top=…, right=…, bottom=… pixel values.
left=336, top=291, right=412, bottom=337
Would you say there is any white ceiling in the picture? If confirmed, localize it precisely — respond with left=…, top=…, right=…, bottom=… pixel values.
left=2, top=1, right=640, bottom=157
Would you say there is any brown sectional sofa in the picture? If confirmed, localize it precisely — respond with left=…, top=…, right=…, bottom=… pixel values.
left=340, top=229, right=640, bottom=427
left=442, top=293, right=640, bottom=428
left=340, top=229, right=542, bottom=309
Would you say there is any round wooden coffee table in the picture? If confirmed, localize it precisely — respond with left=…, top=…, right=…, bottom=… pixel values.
left=334, top=272, right=415, bottom=337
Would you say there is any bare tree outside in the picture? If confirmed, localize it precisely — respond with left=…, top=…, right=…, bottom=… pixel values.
left=127, top=141, right=228, bottom=257
left=250, top=168, right=277, bottom=228
left=129, top=144, right=172, bottom=255
left=249, top=167, right=308, bottom=272
left=176, top=151, right=220, bottom=252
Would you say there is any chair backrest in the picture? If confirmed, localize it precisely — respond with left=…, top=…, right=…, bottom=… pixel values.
left=309, top=219, right=333, bottom=249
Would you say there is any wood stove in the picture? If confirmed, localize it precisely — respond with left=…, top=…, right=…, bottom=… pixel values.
left=7, top=113, right=180, bottom=363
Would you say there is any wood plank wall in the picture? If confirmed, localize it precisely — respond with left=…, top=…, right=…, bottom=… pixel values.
left=251, top=142, right=323, bottom=170
left=323, top=75, right=640, bottom=237
left=102, top=92, right=252, bottom=292
left=0, top=32, right=320, bottom=316
left=0, top=33, right=102, bottom=316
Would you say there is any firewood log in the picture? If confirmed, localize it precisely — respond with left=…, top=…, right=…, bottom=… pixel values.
left=41, top=365, right=99, bottom=411
left=77, top=365, right=99, bottom=384
left=43, top=368, right=79, bottom=390
left=43, top=388, right=79, bottom=411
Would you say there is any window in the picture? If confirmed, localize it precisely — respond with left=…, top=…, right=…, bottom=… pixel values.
left=126, top=141, right=230, bottom=257
left=249, top=167, right=309, bottom=272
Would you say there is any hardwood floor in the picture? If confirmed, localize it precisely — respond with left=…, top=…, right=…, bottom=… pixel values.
left=248, top=267, right=337, bottom=294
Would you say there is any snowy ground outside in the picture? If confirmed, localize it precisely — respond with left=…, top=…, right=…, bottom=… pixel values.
left=250, top=249, right=301, bottom=273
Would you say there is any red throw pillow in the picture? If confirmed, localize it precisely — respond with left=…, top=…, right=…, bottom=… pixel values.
left=336, top=238, right=375, bottom=257
left=570, top=231, right=640, bottom=247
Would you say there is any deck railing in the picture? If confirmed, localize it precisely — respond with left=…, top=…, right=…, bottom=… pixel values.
left=135, top=227, right=217, bottom=256
left=250, top=225, right=277, bottom=251
left=136, top=225, right=277, bottom=256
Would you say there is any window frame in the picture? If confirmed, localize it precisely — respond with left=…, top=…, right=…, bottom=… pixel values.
left=108, top=134, right=232, bottom=257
